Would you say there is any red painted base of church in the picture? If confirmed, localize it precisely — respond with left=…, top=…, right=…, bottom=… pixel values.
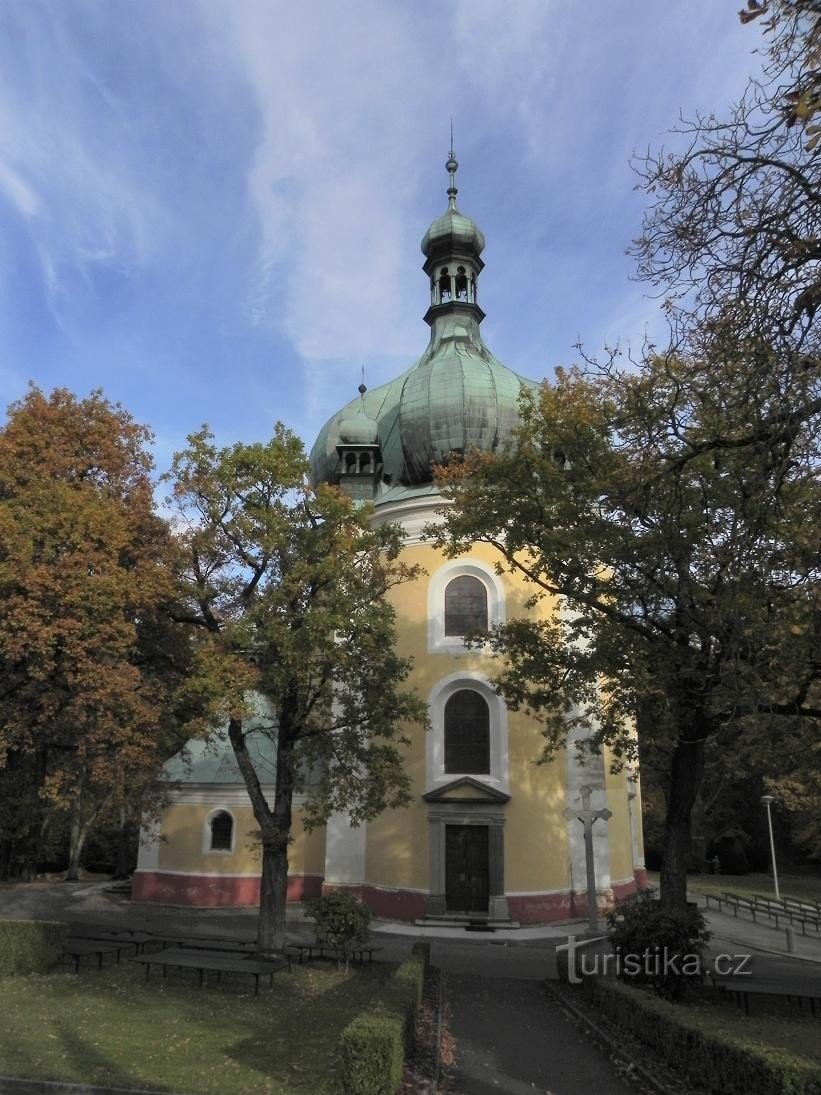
left=321, top=883, right=429, bottom=922
left=132, top=872, right=645, bottom=920
left=507, top=892, right=573, bottom=923
left=132, top=871, right=323, bottom=907
left=633, top=867, right=649, bottom=888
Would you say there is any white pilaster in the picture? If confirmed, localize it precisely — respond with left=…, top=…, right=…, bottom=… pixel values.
left=323, top=811, right=367, bottom=885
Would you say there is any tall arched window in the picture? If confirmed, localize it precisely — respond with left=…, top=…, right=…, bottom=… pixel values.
left=444, top=690, right=490, bottom=774
left=209, top=810, right=234, bottom=852
left=444, top=575, right=488, bottom=637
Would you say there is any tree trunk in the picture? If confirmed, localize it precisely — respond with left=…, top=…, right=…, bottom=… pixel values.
left=226, top=706, right=297, bottom=957
left=113, top=809, right=137, bottom=880
left=659, top=734, right=706, bottom=911
left=65, top=800, right=89, bottom=882
left=257, top=838, right=290, bottom=956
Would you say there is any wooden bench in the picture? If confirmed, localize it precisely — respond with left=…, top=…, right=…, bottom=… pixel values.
left=63, top=940, right=131, bottom=973
left=151, top=932, right=256, bottom=951
left=161, top=937, right=292, bottom=969
left=132, top=948, right=287, bottom=996
left=286, top=941, right=383, bottom=965
left=709, top=973, right=821, bottom=1017
left=70, top=929, right=156, bottom=955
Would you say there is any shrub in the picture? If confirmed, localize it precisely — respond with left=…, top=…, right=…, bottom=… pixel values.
left=337, top=948, right=429, bottom=1094
left=710, top=831, right=751, bottom=875
left=307, top=892, right=373, bottom=966
left=606, top=891, right=710, bottom=999
left=338, top=1010, right=405, bottom=1095
left=0, top=919, right=67, bottom=976
left=393, top=947, right=426, bottom=1010
left=589, top=977, right=821, bottom=1095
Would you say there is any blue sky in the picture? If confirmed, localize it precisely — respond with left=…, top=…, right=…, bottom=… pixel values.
left=0, top=1, right=764, bottom=473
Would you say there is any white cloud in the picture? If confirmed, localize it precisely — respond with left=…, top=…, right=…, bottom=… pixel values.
left=0, top=160, right=40, bottom=218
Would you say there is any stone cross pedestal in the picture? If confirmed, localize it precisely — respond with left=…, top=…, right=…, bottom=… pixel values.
left=564, top=783, right=612, bottom=931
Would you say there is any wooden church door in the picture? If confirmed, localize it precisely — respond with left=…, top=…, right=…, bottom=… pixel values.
left=445, top=824, right=489, bottom=913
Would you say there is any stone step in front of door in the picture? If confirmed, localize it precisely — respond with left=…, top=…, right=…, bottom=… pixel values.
left=414, top=915, right=521, bottom=930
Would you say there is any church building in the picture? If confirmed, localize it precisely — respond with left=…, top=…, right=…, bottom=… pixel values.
left=133, top=151, right=646, bottom=923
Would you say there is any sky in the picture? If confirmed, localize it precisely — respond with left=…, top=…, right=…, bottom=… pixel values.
left=0, top=1, right=766, bottom=474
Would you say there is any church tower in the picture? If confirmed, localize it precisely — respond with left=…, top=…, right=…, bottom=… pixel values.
left=311, top=149, right=647, bottom=923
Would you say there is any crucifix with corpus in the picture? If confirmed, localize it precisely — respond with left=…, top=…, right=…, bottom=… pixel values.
left=564, top=783, right=612, bottom=931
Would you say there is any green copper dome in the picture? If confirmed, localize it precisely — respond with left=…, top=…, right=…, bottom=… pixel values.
left=421, top=207, right=485, bottom=259
left=309, top=315, right=536, bottom=494
left=338, top=400, right=379, bottom=445
left=308, top=147, right=537, bottom=501
left=397, top=315, right=527, bottom=482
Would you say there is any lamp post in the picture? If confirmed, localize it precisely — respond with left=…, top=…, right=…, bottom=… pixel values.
left=760, top=795, right=780, bottom=901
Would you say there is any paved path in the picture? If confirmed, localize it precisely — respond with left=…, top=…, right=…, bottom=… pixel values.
left=429, top=943, right=637, bottom=1094
left=441, top=972, right=636, bottom=1095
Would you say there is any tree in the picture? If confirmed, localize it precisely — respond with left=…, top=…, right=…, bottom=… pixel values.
left=426, top=0, right=821, bottom=915
left=634, top=1, right=821, bottom=351
left=168, top=424, right=427, bottom=954
left=431, top=346, right=819, bottom=912
left=0, top=388, right=196, bottom=880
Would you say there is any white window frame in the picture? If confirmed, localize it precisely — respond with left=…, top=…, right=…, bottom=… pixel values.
left=203, top=807, right=236, bottom=855
left=426, top=671, right=509, bottom=794
left=427, top=559, right=505, bottom=654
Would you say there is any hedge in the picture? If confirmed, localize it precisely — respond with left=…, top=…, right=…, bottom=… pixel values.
left=338, top=1011, right=405, bottom=1095
left=337, top=944, right=430, bottom=1094
left=587, top=977, right=821, bottom=1095
left=0, top=919, right=68, bottom=977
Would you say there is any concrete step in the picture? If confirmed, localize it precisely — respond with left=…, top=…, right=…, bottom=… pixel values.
left=414, top=915, right=521, bottom=931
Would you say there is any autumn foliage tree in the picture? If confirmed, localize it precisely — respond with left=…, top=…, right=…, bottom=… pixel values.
left=0, top=389, right=196, bottom=879
left=168, top=424, right=427, bottom=954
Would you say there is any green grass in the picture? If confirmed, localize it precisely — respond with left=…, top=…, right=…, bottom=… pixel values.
left=679, top=985, right=821, bottom=1066
left=0, top=959, right=396, bottom=1093
left=683, top=870, right=821, bottom=906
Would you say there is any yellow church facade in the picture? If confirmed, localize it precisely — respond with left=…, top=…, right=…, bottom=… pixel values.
left=133, top=150, right=646, bottom=923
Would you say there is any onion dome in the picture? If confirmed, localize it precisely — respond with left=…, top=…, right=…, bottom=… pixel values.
left=420, top=147, right=486, bottom=259
left=397, top=317, right=529, bottom=484
left=338, top=400, right=379, bottom=446
left=421, top=209, right=486, bottom=259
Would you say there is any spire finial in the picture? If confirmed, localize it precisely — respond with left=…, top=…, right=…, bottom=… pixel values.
left=445, top=120, right=458, bottom=210
left=358, top=365, right=367, bottom=396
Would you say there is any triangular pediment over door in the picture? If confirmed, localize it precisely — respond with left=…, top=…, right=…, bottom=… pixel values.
left=422, top=777, right=510, bottom=804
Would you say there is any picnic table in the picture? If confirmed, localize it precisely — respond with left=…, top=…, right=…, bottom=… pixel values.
left=132, top=947, right=287, bottom=996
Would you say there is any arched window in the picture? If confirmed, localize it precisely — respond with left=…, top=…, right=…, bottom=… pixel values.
left=444, top=575, right=488, bottom=636
left=438, top=267, right=451, bottom=302
left=455, top=266, right=468, bottom=300
left=209, top=810, right=233, bottom=852
left=444, top=690, right=490, bottom=774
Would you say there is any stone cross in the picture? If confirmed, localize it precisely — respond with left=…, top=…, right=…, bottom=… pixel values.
left=564, top=784, right=612, bottom=931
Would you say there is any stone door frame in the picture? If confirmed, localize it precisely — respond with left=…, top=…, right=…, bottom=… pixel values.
left=425, top=802, right=509, bottom=920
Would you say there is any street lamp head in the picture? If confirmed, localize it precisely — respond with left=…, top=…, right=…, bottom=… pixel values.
left=760, top=795, right=775, bottom=806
